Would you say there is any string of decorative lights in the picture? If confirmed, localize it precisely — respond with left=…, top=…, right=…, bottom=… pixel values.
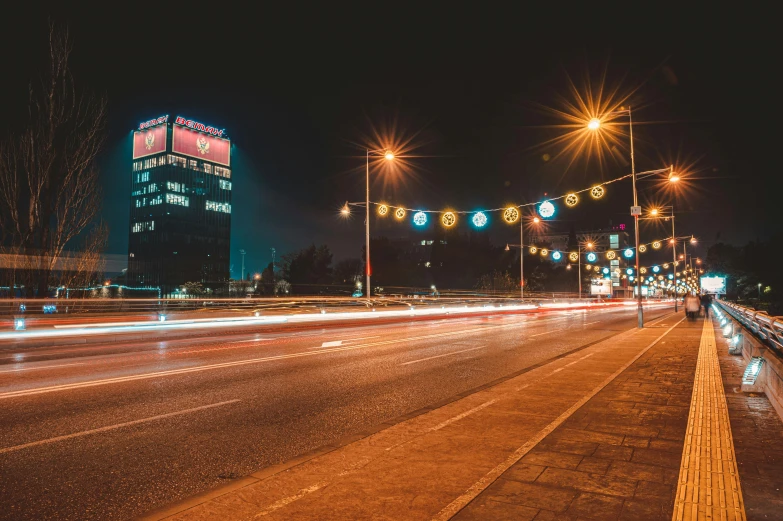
left=345, top=172, right=636, bottom=228
left=515, top=234, right=695, bottom=258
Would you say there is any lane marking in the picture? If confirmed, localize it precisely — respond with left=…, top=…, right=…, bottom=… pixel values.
left=320, top=340, right=343, bottom=348
left=529, top=330, right=558, bottom=337
left=252, top=482, right=328, bottom=517
left=582, top=321, right=600, bottom=326
left=433, top=316, right=686, bottom=520
left=400, top=346, right=486, bottom=366
left=0, top=362, right=84, bottom=374
left=0, top=322, right=531, bottom=400
left=0, top=400, right=240, bottom=455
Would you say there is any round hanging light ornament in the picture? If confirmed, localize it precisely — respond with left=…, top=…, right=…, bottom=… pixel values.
left=623, top=248, right=634, bottom=258
left=638, top=244, right=647, bottom=253
left=395, top=207, right=406, bottom=220
left=529, top=246, right=538, bottom=254
left=503, top=207, right=519, bottom=223
left=640, top=267, right=647, bottom=274
left=652, top=241, right=662, bottom=250
left=565, top=193, right=579, bottom=207
left=606, top=250, right=616, bottom=260
left=590, top=185, right=605, bottom=199
left=472, top=212, right=488, bottom=228
left=586, top=252, right=597, bottom=263
left=663, top=263, right=670, bottom=269
left=538, top=200, right=555, bottom=219
left=602, top=267, right=610, bottom=274
left=653, top=265, right=660, bottom=273
left=413, top=211, right=427, bottom=226
left=441, top=212, right=456, bottom=227
left=568, top=252, right=578, bottom=262
left=540, top=248, right=549, bottom=257
left=552, top=251, right=562, bottom=261
left=377, top=204, right=388, bottom=216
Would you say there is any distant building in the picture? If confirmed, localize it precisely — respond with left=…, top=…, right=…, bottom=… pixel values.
left=127, top=115, right=232, bottom=296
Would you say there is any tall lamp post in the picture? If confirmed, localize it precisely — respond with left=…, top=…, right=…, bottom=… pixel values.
left=504, top=215, right=540, bottom=300
left=641, top=206, right=678, bottom=312
left=589, top=112, right=679, bottom=328
left=364, top=149, right=395, bottom=299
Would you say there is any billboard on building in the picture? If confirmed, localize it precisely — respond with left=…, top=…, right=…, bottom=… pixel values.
left=132, top=124, right=168, bottom=159
left=172, top=125, right=231, bottom=166
left=701, top=276, right=727, bottom=295
left=590, top=278, right=612, bottom=296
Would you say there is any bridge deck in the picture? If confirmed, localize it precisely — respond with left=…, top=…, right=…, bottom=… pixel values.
left=142, top=314, right=783, bottom=521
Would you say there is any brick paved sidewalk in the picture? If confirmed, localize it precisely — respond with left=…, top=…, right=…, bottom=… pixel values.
left=455, top=318, right=703, bottom=521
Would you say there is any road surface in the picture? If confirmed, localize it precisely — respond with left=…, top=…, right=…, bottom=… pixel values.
left=0, top=305, right=670, bottom=520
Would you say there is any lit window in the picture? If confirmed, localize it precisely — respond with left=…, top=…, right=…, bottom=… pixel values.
left=421, top=240, right=426, bottom=245
left=168, top=155, right=187, bottom=168
left=204, top=164, right=212, bottom=174
left=214, top=166, right=231, bottom=179
left=136, top=172, right=149, bottom=183
left=132, top=220, right=155, bottom=233
left=426, top=240, right=434, bottom=245
left=149, top=195, right=163, bottom=205
left=219, top=179, right=232, bottom=190
left=188, top=160, right=198, bottom=170
left=206, top=200, right=231, bottom=213
left=166, top=193, right=189, bottom=207
left=167, top=181, right=185, bottom=193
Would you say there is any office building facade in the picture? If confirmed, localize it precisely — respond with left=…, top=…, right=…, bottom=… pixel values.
left=128, top=115, right=232, bottom=295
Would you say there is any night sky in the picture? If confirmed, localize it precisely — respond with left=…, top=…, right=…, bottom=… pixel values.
left=1, top=6, right=776, bottom=278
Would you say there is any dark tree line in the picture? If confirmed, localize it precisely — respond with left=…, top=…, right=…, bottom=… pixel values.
left=706, top=234, right=782, bottom=313
left=267, top=230, right=592, bottom=296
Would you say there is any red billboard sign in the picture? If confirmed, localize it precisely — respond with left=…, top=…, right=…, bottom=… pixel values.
left=132, top=124, right=168, bottom=159
left=172, top=125, right=231, bottom=166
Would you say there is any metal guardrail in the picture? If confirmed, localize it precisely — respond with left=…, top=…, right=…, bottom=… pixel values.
left=715, top=300, right=783, bottom=352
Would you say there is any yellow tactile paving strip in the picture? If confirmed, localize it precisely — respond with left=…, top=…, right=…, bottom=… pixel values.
left=673, top=318, right=746, bottom=521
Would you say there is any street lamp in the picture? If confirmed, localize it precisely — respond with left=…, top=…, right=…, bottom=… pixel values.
left=589, top=111, right=678, bottom=329
left=758, top=283, right=762, bottom=300
left=364, top=148, right=396, bottom=299
left=504, top=214, right=540, bottom=299
left=640, top=205, right=678, bottom=312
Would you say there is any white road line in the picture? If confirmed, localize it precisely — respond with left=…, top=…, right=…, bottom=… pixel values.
left=400, top=346, right=486, bottom=366
left=429, top=399, right=497, bottom=432
left=224, top=338, right=270, bottom=344
left=432, top=316, right=686, bottom=520
left=0, top=362, right=84, bottom=374
left=0, top=399, right=240, bottom=455
left=0, top=322, right=526, bottom=401
left=529, top=330, right=558, bottom=337
left=320, top=340, right=343, bottom=348
left=582, top=321, right=600, bottom=326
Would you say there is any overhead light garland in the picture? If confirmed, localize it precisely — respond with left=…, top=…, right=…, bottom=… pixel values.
left=355, top=172, right=633, bottom=228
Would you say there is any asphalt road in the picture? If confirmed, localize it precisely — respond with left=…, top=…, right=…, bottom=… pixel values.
left=0, top=305, right=671, bottom=520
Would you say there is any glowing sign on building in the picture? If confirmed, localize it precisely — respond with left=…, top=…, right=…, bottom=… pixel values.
left=138, top=115, right=169, bottom=130
left=172, top=125, right=231, bottom=166
left=174, top=116, right=225, bottom=137
left=132, top=124, right=168, bottom=159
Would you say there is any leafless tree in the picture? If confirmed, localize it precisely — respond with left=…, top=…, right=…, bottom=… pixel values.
left=0, top=23, right=107, bottom=297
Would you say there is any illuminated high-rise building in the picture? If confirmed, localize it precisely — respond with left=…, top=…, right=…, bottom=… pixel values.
left=127, top=115, right=232, bottom=295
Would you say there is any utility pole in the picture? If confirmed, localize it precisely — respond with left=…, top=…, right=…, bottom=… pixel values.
left=239, top=249, right=246, bottom=281
left=270, top=248, right=276, bottom=285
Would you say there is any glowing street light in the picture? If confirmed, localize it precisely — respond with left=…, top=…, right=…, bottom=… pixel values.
left=364, top=148, right=396, bottom=299
left=587, top=118, right=601, bottom=130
